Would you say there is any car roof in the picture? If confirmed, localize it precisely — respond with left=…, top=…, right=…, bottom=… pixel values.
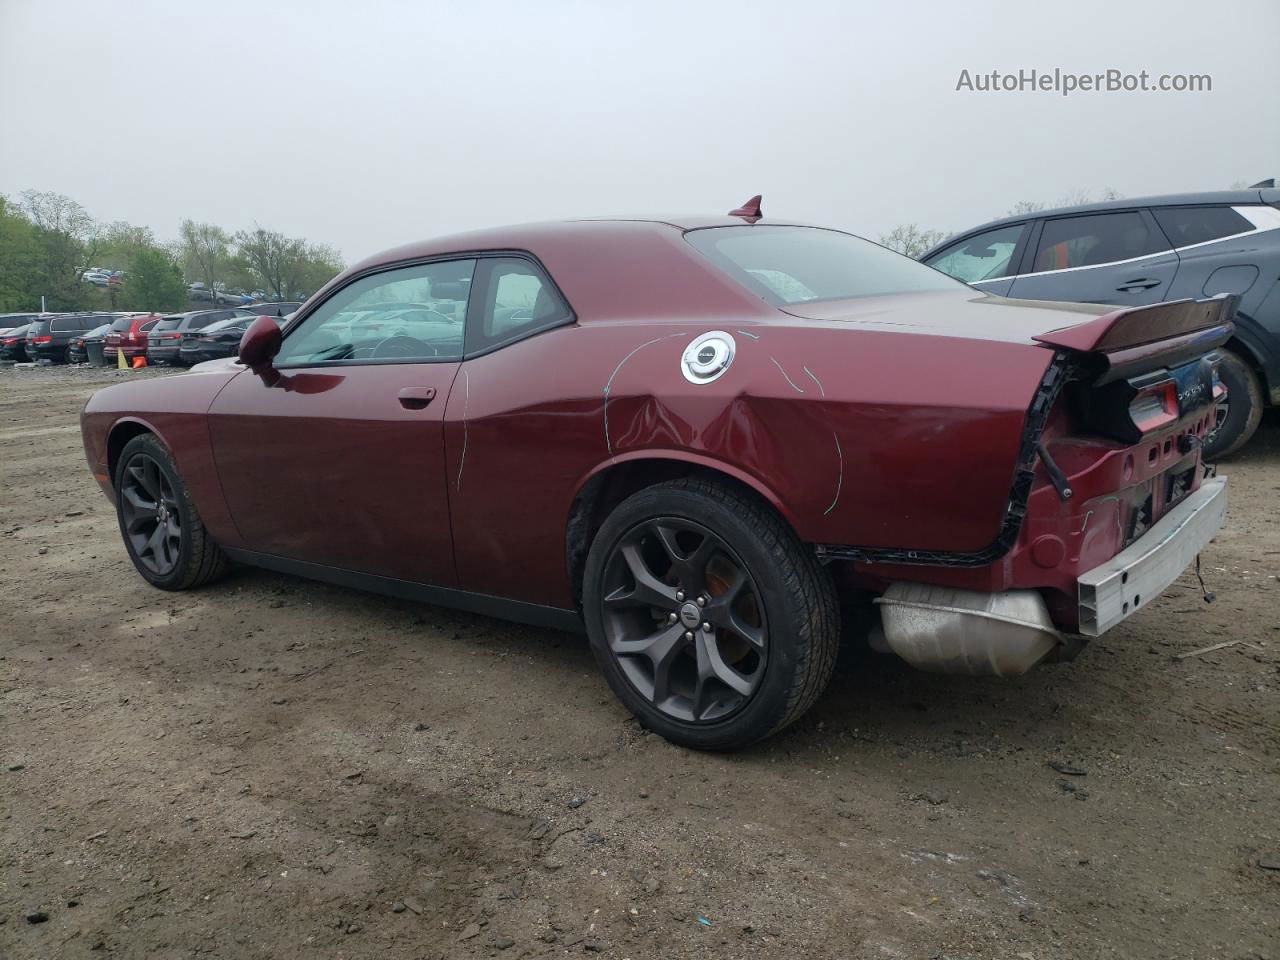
left=350, top=216, right=810, bottom=269
left=940, top=188, right=1280, bottom=241
left=327, top=216, right=826, bottom=323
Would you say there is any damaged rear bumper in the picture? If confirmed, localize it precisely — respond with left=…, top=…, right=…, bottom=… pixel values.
left=1076, top=476, right=1227, bottom=636
left=872, top=476, right=1227, bottom=674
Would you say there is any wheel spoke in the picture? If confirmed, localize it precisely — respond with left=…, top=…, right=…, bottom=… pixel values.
left=143, top=522, right=165, bottom=562
left=135, top=460, right=162, bottom=500
left=692, top=633, right=755, bottom=718
left=611, top=621, right=683, bottom=659
left=705, top=583, right=764, bottom=649
left=122, top=485, right=156, bottom=513
left=653, top=522, right=718, bottom=584
left=607, top=542, right=678, bottom=609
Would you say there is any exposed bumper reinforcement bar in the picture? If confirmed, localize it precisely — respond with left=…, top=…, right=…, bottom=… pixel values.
left=1076, top=476, right=1227, bottom=636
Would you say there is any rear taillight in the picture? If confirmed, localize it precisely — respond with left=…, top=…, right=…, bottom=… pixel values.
left=31, top=335, right=53, bottom=343
left=1128, top=381, right=1178, bottom=435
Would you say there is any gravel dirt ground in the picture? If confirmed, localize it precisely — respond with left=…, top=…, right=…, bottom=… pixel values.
left=2, top=365, right=1278, bottom=960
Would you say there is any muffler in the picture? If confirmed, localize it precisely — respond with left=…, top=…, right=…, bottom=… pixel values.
left=872, top=583, right=1062, bottom=677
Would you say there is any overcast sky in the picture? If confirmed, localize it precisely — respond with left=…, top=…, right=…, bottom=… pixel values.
left=2, top=0, right=1276, bottom=261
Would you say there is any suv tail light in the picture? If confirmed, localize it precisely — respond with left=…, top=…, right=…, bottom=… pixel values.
left=31, top=335, right=53, bottom=343
left=1127, top=381, right=1178, bottom=435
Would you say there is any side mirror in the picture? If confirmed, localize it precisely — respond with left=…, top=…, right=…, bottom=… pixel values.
left=238, top=315, right=282, bottom=374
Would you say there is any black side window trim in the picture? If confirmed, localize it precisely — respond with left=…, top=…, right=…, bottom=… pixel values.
left=274, top=249, right=576, bottom=370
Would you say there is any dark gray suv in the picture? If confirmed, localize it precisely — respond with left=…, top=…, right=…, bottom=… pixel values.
left=922, top=186, right=1280, bottom=457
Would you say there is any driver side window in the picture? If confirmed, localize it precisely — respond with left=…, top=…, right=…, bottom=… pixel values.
left=275, top=259, right=476, bottom=366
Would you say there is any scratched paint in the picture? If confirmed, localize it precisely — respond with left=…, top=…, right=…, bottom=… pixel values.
left=823, top=431, right=844, bottom=515
left=456, top=370, right=470, bottom=492
left=803, top=365, right=825, bottom=398
left=603, top=333, right=688, bottom=458
left=769, top=357, right=805, bottom=394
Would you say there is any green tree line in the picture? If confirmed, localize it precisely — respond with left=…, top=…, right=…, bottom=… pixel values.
left=0, top=189, right=344, bottom=313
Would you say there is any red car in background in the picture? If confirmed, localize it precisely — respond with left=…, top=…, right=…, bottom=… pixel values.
left=80, top=200, right=1230, bottom=749
left=104, top=313, right=160, bottom=364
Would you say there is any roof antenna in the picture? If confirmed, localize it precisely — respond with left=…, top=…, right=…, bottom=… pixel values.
left=729, top=194, right=763, bottom=222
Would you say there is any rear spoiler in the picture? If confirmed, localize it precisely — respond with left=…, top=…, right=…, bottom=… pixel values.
left=1033, top=295, right=1235, bottom=384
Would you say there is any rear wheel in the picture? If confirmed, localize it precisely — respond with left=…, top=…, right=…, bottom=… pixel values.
left=1203, top=348, right=1264, bottom=460
left=114, top=433, right=228, bottom=590
left=583, top=478, right=839, bottom=750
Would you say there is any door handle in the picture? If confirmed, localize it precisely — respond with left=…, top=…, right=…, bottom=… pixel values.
left=1116, top=278, right=1162, bottom=292
left=397, top=386, right=437, bottom=410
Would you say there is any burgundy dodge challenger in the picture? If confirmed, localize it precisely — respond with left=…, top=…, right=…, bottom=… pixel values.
left=81, top=198, right=1231, bottom=749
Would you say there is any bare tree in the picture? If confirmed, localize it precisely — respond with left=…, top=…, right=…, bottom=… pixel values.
left=1007, top=199, right=1046, bottom=216
left=18, top=189, right=101, bottom=282
left=234, top=227, right=343, bottom=300
left=879, top=224, right=949, bottom=259
left=179, top=220, right=230, bottom=297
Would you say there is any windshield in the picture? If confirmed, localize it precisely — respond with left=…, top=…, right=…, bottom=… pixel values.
left=202, top=317, right=250, bottom=334
left=685, top=225, right=963, bottom=306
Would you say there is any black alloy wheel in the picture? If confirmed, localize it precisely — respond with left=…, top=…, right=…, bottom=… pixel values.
left=113, top=432, right=228, bottom=590
left=119, top=453, right=182, bottom=576
left=599, top=517, right=767, bottom=723
left=584, top=478, right=840, bottom=751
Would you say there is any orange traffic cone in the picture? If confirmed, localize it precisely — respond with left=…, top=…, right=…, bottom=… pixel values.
left=132, top=355, right=147, bottom=369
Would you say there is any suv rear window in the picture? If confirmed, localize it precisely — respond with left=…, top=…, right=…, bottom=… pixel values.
left=154, top=317, right=183, bottom=332
left=685, top=226, right=962, bottom=306
left=110, top=317, right=134, bottom=332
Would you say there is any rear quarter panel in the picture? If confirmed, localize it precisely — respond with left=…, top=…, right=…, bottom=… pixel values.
left=447, top=316, right=1050, bottom=607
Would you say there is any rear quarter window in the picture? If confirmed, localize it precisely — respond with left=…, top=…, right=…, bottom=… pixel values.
left=1152, top=206, right=1254, bottom=247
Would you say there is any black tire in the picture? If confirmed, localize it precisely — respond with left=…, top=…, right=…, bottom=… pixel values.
left=1203, top=348, right=1264, bottom=460
left=114, top=433, right=228, bottom=590
left=583, top=478, right=839, bottom=750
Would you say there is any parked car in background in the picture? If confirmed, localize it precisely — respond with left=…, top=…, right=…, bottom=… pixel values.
left=147, top=308, right=255, bottom=366
left=245, top=301, right=302, bottom=316
left=104, top=313, right=161, bottom=364
left=81, top=205, right=1230, bottom=749
left=0, top=312, right=47, bottom=335
left=922, top=185, right=1280, bottom=457
left=69, top=322, right=114, bottom=365
left=25, top=313, right=119, bottom=363
left=82, top=271, right=112, bottom=287
left=1, top=323, right=33, bottom=360
left=179, top=312, right=294, bottom=366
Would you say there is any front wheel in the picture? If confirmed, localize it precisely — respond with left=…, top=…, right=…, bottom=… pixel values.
left=1203, top=348, right=1264, bottom=460
left=114, top=433, right=228, bottom=590
left=583, top=478, right=839, bottom=750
